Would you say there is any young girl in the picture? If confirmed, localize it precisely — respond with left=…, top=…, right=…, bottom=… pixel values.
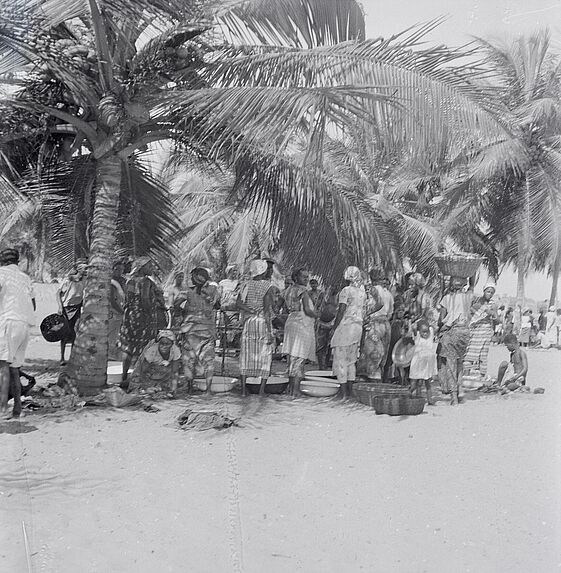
left=409, top=319, right=437, bottom=405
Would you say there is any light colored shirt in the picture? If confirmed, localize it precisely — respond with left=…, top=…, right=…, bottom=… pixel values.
left=440, top=292, right=472, bottom=327
left=330, top=285, right=366, bottom=347
left=60, top=277, right=84, bottom=307
left=0, top=264, right=35, bottom=325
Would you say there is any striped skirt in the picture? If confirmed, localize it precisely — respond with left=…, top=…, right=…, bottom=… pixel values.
left=239, top=315, right=272, bottom=378
left=464, top=323, right=494, bottom=377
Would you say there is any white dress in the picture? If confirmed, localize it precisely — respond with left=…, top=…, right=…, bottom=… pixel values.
left=409, top=329, right=438, bottom=380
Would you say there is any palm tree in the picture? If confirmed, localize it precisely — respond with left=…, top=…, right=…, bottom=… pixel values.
left=441, top=31, right=561, bottom=304
left=0, top=1, right=504, bottom=392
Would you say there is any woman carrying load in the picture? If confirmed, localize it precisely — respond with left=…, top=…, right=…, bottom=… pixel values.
left=437, top=276, right=473, bottom=405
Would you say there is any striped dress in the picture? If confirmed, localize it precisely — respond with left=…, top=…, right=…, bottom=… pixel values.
left=239, top=280, right=274, bottom=377
left=464, top=298, right=496, bottom=377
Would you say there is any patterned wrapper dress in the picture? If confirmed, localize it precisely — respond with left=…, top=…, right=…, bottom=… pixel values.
left=239, top=280, right=274, bottom=378
left=283, top=285, right=316, bottom=378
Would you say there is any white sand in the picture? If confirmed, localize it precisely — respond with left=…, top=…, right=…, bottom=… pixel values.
left=1, top=342, right=560, bottom=572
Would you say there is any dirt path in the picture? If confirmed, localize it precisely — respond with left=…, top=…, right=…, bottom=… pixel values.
left=1, top=342, right=560, bottom=572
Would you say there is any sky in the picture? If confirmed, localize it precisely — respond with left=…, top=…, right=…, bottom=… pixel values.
left=361, top=0, right=561, bottom=303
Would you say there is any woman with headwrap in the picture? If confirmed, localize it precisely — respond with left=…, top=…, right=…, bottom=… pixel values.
left=403, top=272, right=432, bottom=328
left=119, top=256, right=163, bottom=389
left=464, top=282, right=497, bottom=378
left=174, top=267, right=220, bottom=394
left=236, top=259, right=277, bottom=395
left=358, top=268, right=394, bottom=381
left=283, top=268, right=317, bottom=396
left=330, top=266, right=367, bottom=397
left=437, top=276, right=473, bottom=405
left=129, top=330, right=181, bottom=394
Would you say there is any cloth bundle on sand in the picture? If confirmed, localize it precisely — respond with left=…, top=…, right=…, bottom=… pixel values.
left=177, top=409, right=239, bottom=431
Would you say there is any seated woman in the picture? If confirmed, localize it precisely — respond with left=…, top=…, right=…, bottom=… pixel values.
left=129, top=330, right=181, bottom=395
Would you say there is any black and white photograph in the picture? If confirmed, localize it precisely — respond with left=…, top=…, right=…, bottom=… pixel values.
left=0, top=0, right=560, bottom=571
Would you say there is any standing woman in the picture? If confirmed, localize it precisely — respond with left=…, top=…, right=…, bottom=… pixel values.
left=464, top=282, right=497, bottom=379
left=359, top=269, right=394, bottom=382
left=174, top=267, right=220, bottom=394
left=330, top=266, right=367, bottom=397
left=107, top=261, right=126, bottom=361
left=403, top=272, right=432, bottom=327
left=57, top=259, right=87, bottom=365
left=119, top=257, right=160, bottom=389
left=541, top=306, right=558, bottom=349
left=237, top=260, right=276, bottom=396
left=437, top=276, right=473, bottom=405
left=283, top=268, right=317, bottom=396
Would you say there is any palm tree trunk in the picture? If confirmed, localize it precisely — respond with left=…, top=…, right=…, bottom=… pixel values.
left=516, top=177, right=531, bottom=305
left=516, top=263, right=525, bottom=305
left=549, top=250, right=561, bottom=307
left=63, top=154, right=121, bottom=395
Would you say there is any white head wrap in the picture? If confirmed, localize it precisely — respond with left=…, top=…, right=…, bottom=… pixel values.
left=249, top=259, right=268, bottom=278
left=344, top=266, right=362, bottom=287
left=483, top=282, right=496, bottom=292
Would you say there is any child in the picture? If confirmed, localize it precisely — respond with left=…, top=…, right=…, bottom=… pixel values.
left=497, top=334, right=528, bottom=387
left=409, top=319, right=437, bottom=405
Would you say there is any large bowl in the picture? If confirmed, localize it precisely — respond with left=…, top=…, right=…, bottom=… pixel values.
left=301, top=379, right=340, bottom=397
left=246, top=376, right=289, bottom=394
left=305, top=370, right=336, bottom=379
left=392, top=337, right=416, bottom=368
left=194, top=377, right=237, bottom=393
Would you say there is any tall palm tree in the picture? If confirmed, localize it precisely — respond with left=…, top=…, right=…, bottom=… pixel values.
left=441, top=31, right=561, bottom=304
left=0, top=1, right=503, bottom=392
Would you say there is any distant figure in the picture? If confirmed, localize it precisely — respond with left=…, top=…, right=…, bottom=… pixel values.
left=497, top=334, right=528, bottom=387
left=541, top=306, right=558, bottom=349
left=409, top=319, right=437, bottom=405
left=58, top=259, right=87, bottom=365
left=219, top=266, right=240, bottom=311
left=518, top=309, right=532, bottom=347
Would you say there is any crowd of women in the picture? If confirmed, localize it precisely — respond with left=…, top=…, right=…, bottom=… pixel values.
left=59, top=255, right=520, bottom=407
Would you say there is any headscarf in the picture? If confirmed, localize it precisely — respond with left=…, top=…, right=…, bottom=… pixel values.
left=344, top=266, right=362, bottom=287
left=549, top=305, right=556, bottom=312
left=483, top=282, right=496, bottom=292
left=130, top=255, right=151, bottom=276
left=191, top=267, right=210, bottom=282
left=0, top=248, right=19, bottom=265
left=249, top=259, right=268, bottom=278
left=410, top=272, right=426, bottom=288
left=156, top=329, right=176, bottom=342
left=225, top=264, right=237, bottom=275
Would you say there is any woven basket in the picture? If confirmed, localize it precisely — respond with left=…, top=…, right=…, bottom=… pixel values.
left=353, top=382, right=409, bottom=407
left=434, top=254, right=485, bottom=278
left=40, top=313, right=72, bottom=343
left=373, top=395, right=426, bottom=416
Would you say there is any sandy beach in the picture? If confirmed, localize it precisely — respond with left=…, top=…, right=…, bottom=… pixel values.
left=1, top=339, right=560, bottom=573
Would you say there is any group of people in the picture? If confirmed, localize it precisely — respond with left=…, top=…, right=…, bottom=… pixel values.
left=105, top=257, right=531, bottom=406
left=0, top=249, right=534, bottom=418
left=494, top=304, right=561, bottom=349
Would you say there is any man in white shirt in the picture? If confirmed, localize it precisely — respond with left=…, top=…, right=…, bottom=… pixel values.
left=0, top=248, right=36, bottom=419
